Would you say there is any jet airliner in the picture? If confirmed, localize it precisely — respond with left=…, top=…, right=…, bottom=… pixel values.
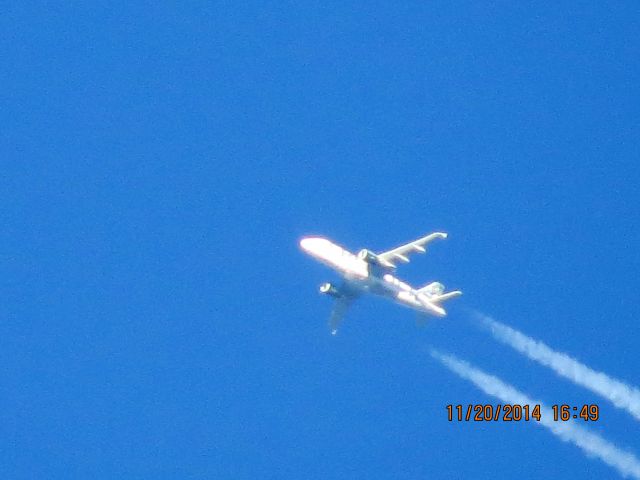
left=300, top=232, right=462, bottom=334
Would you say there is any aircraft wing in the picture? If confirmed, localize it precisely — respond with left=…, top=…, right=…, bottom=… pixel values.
left=328, top=296, right=353, bottom=335
left=377, top=232, right=448, bottom=268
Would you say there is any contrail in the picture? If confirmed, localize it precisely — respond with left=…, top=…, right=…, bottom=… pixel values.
left=474, top=312, right=640, bottom=421
left=430, top=349, right=640, bottom=479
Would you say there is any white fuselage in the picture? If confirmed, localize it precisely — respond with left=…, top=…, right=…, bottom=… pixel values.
left=299, top=237, right=445, bottom=316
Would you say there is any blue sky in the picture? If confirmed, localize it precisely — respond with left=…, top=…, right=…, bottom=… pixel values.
left=3, top=2, right=640, bottom=478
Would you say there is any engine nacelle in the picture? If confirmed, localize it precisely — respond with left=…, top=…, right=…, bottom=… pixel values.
left=319, top=282, right=341, bottom=298
left=357, top=249, right=381, bottom=265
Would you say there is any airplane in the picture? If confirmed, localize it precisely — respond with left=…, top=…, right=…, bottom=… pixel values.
left=300, top=232, right=462, bottom=334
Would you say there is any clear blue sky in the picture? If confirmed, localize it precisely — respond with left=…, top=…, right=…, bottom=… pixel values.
left=4, top=2, right=640, bottom=478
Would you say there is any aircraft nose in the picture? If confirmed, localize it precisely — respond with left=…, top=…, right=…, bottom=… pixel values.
left=300, top=237, right=312, bottom=251
left=299, top=237, right=324, bottom=254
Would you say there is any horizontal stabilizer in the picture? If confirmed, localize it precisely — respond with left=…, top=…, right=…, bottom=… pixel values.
left=416, top=294, right=446, bottom=317
left=430, top=290, right=462, bottom=304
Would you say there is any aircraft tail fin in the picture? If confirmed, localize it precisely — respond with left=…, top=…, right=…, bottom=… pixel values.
left=418, top=281, right=445, bottom=296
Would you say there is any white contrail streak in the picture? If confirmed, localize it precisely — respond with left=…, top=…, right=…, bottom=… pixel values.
left=474, top=312, right=640, bottom=421
left=430, top=349, right=640, bottom=479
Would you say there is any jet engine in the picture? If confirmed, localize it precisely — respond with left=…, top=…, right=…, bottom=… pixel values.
left=319, top=282, right=341, bottom=298
left=357, top=249, right=382, bottom=265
